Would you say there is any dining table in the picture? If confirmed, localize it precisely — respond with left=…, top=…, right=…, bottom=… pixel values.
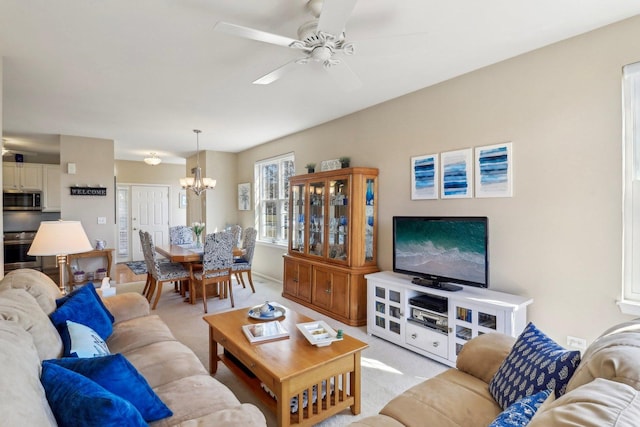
left=155, top=243, right=246, bottom=304
left=155, top=244, right=246, bottom=263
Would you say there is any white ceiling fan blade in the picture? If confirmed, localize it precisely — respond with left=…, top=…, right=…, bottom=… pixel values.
left=317, top=0, right=358, bottom=36
left=214, top=21, right=300, bottom=48
left=348, top=33, right=430, bottom=57
left=253, top=59, right=306, bottom=85
left=325, top=60, right=362, bottom=92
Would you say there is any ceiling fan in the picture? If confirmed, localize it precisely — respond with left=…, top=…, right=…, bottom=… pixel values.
left=214, top=0, right=414, bottom=91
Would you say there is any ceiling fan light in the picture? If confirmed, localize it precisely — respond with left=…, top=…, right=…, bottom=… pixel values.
left=143, top=153, right=162, bottom=166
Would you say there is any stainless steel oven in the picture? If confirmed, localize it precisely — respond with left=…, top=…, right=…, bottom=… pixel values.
left=3, top=231, right=42, bottom=271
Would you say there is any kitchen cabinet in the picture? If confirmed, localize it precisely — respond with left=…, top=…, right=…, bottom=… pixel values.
left=283, top=167, right=379, bottom=326
left=42, top=165, right=61, bottom=212
left=3, top=163, right=43, bottom=191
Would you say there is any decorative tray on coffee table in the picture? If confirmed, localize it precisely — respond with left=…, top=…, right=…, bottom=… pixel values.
left=248, top=302, right=286, bottom=320
left=296, top=321, right=343, bottom=347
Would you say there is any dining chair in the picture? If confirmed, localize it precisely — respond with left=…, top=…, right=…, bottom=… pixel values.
left=232, top=227, right=257, bottom=293
left=169, top=225, right=194, bottom=245
left=189, top=231, right=234, bottom=313
left=168, top=225, right=194, bottom=295
left=139, top=230, right=154, bottom=298
left=228, top=224, right=242, bottom=248
left=140, top=230, right=191, bottom=310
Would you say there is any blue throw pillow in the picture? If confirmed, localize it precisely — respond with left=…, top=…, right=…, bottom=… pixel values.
left=60, top=320, right=111, bottom=358
left=489, top=322, right=581, bottom=409
left=45, top=355, right=172, bottom=422
left=50, top=283, right=114, bottom=340
left=40, top=362, right=147, bottom=427
left=488, top=389, right=551, bottom=427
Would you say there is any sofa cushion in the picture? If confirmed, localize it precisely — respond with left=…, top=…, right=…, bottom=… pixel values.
left=50, top=283, right=114, bottom=340
left=567, top=318, right=640, bottom=393
left=379, top=369, right=502, bottom=427
left=45, top=354, right=173, bottom=422
left=61, top=320, right=111, bottom=357
left=41, top=362, right=147, bottom=427
left=0, top=268, right=60, bottom=314
left=528, top=378, right=640, bottom=427
left=0, top=322, right=57, bottom=426
left=489, top=322, right=581, bottom=409
left=107, top=314, right=177, bottom=354
left=121, top=340, right=209, bottom=389
left=150, top=374, right=258, bottom=427
left=0, top=287, right=63, bottom=360
left=456, top=332, right=516, bottom=384
left=488, top=389, right=551, bottom=427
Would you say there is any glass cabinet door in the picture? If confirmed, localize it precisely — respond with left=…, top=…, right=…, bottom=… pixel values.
left=328, top=177, right=349, bottom=261
left=364, top=177, right=375, bottom=262
left=308, top=181, right=325, bottom=257
left=290, top=182, right=306, bottom=253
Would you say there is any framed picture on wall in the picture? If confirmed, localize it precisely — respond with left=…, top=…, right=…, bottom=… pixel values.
left=475, top=142, right=513, bottom=198
left=179, top=191, right=187, bottom=209
left=441, top=148, right=473, bottom=199
left=411, top=153, right=439, bottom=200
left=238, top=183, right=251, bottom=211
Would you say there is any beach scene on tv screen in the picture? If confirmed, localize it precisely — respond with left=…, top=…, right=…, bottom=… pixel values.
left=395, top=219, right=486, bottom=284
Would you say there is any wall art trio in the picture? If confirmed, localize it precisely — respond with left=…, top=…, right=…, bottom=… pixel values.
left=411, top=142, right=512, bottom=200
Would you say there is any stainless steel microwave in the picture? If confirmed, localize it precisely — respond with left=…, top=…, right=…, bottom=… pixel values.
left=3, top=191, right=42, bottom=211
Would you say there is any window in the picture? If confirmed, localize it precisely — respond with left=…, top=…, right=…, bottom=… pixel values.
left=621, top=62, right=640, bottom=314
left=254, top=153, right=295, bottom=245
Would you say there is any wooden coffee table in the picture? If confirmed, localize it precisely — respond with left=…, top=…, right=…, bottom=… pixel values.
left=203, top=307, right=368, bottom=427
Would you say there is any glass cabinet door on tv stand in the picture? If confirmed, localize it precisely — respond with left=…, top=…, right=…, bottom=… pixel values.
left=283, top=167, right=379, bottom=326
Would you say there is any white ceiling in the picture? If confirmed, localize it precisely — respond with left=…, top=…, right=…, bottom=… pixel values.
left=1, top=0, right=639, bottom=164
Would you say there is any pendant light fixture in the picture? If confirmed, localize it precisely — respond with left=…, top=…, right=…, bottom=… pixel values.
left=179, top=129, right=216, bottom=196
left=143, top=152, right=162, bottom=166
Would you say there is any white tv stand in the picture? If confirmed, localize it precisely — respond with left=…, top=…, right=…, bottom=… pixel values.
left=365, top=271, right=533, bottom=367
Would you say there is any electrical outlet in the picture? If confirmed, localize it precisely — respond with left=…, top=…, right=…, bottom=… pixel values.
left=566, top=336, right=587, bottom=350
left=97, top=216, right=107, bottom=225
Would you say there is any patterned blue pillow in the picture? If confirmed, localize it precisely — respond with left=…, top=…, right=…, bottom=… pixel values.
left=488, top=389, right=551, bottom=427
left=489, top=322, right=581, bottom=409
left=40, top=362, right=147, bottom=427
left=45, top=355, right=172, bottom=422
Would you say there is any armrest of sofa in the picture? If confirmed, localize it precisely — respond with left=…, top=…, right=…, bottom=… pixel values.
left=456, top=332, right=515, bottom=384
left=101, top=293, right=150, bottom=324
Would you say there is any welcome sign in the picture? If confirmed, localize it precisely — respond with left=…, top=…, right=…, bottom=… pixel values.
left=70, top=186, right=107, bottom=196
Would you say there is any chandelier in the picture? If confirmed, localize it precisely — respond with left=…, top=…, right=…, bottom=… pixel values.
left=143, top=153, right=162, bottom=166
left=179, top=129, right=216, bottom=196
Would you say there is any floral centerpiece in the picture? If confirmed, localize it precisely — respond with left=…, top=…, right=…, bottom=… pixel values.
left=191, top=222, right=205, bottom=247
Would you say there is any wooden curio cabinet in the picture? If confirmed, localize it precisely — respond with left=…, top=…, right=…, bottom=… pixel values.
left=283, top=167, right=379, bottom=326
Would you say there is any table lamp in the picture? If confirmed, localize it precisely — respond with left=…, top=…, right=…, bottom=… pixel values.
left=28, top=220, right=93, bottom=293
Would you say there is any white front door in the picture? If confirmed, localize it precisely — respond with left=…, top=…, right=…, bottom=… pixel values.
left=131, top=185, right=169, bottom=261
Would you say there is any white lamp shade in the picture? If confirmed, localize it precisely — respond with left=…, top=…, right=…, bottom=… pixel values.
left=28, top=220, right=93, bottom=256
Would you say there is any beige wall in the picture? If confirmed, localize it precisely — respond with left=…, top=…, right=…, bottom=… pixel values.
left=185, top=150, right=238, bottom=234
left=238, top=16, right=640, bottom=346
left=115, top=160, right=186, bottom=227
left=60, top=135, right=117, bottom=272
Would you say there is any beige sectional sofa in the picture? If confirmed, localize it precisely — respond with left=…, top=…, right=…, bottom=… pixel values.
left=0, top=268, right=266, bottom=427
left=352, top=319, right=640, bottom=427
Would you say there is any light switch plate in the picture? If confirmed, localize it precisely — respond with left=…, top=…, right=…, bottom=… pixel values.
left=97, top=217, right=107, bottom=224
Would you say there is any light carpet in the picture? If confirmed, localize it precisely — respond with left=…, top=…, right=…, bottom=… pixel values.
left=113, top=277, right=448, bottom=427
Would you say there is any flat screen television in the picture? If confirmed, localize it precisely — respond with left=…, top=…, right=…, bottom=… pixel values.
left=392, top=216, right=488, bottom=291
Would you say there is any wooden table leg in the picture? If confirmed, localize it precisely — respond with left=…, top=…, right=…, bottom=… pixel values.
left=276, top=382, right=290, bottom=427
left=209, top=327, right=219, bottom=374
left=351, top=351, right=362, bottom=415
